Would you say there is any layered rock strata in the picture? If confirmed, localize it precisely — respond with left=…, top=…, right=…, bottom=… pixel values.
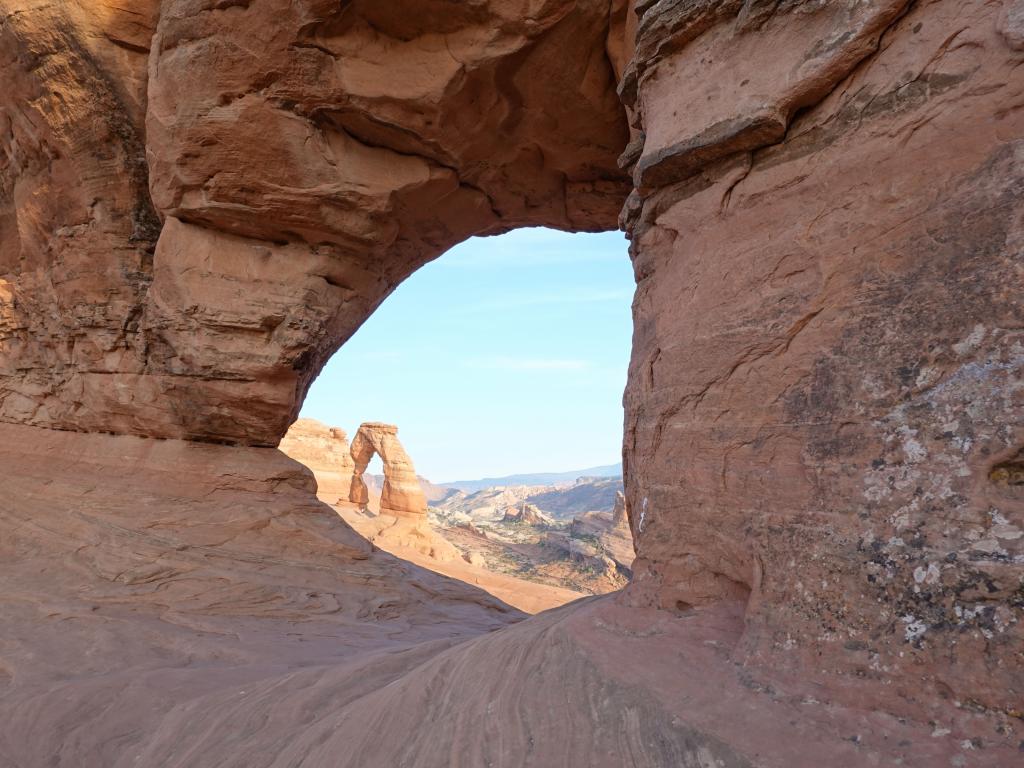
left=501, top=501, right=552, bottom=526
left=0, top=0, right=628, bottom=445
left=569, top=490, right=635, bottom=573
left=0, top=422, right=519, bottom=767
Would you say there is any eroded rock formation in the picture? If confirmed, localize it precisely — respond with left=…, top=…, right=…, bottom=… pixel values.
left=0, top=0, right=1021, bottom=766
left=0, top=422, right=520, bottom=767
left=276, top=417, right=451, bottom=560
left=570, top=490, right=635, bottom=573
left=1, top=0, right=628, bottom=445
left=348, top=422, right=428, bottom=517
left=620, top=0, right=1024, bottom=725
left=502, top=501, right=551, bottom=526
left=278, top=417, right=356, bottom=502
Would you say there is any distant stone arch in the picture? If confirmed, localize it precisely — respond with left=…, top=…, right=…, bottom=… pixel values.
left=348, top=422, right=427, bottom=518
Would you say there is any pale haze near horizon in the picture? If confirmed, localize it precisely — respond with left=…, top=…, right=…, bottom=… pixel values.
left=300, top=227, right=634, bottom=482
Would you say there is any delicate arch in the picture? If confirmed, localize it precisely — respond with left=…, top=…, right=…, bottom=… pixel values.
left=348, top=423, right=427, bottom=518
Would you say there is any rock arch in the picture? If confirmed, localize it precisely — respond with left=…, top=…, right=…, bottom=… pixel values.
left=0, top=0, right=629, bottom=447
left=348, top=422, right=427, bottom=518
left=0, top=0, right=1021, bottom=758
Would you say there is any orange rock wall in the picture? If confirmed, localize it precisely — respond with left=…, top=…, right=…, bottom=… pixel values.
left=278, top=417, right=356, bottom=502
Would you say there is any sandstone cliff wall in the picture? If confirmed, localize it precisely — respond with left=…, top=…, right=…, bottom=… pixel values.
left=619, top=0, right=1023, bottom=718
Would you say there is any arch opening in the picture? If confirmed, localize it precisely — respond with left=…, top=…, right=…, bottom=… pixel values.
left=286, top=227, right=637, bottom=610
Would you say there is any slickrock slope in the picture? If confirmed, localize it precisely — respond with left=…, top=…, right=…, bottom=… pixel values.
left=106, top=593, right=1022, bottom=768
left=334, top=500, right=586, bottom=614
left=0, top=0, right=1021, bottom=766
left=340, top=506, right=463, bottom=565
left=0, top=423, right=519, bottom=767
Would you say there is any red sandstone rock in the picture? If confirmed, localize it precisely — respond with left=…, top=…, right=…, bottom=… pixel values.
left=0, top=0, right=162, bottom=435
left=1, top=0, right=629, bottom=445
left=501, top=501, right=551, bottom=525
left=333, top=498, right=584, bottom=614
left=341, top=422, right=469, bottom=566
left=621, top=0, right=1024, bottom=726
left=0, top=423, right=520, bottom=766
left=0, top=0, right=1021, bottom=765
left=348, top=422, right=427, bottom=517
left=278, top=417, right=356, bottom=502
left=569, top=490, right=635, bottom=573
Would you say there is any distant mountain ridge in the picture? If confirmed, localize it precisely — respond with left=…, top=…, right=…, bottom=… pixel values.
left=440, top=463, right=621, bottom=493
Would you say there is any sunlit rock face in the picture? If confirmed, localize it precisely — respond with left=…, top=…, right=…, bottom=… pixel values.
left=620, top=0, right=1024, bottom=720
left=348, top=422, right=427, bottom=517
left=278, top=417, right=356, bottom=502
left=0, top=0, right=1021, bottom=765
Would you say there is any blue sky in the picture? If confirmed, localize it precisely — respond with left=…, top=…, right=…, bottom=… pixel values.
left=300, top=227, right=634, bottom=482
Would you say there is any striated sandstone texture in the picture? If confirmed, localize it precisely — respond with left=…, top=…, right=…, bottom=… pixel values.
left=337, top=505, right=462, bottom=564
left=620, top=0, right=1024, bottom=728
left=0, top=423, right=521, bottom=767
left=0, top=0, right=1021, bottom=765
left=0, top=0, right=162, bottom=433
left=348, top=422, right=427, bottom=517
left=278, top=417, right=356, bottom=502
left=333, top=499, right=585, bottom=614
